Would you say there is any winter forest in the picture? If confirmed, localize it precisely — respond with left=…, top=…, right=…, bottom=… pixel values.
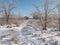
left=0, top=0, right=60, bottom=45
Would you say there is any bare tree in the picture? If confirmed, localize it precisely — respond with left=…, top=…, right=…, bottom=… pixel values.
left=31, top=0, right=57, bottom=30
left=57, top=0, right=60, bottom=30
left=31, top=4, right=44, bottom=29
left=43, top=0, right=48, bottom=30
left=0, top=0, right=17, bottom=24
left=31, top=0, right=48, bottom=30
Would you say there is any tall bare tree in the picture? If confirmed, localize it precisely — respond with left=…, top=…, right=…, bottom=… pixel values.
left=0, top=0, right=17, bottom=24
left=57, top=0, right=60, bottom=30
left=31, top=0, right=57, bottom=30
left=32, top=4, right=44, bottom=29
left=43, top=0, right=48, bottom=30
left=31, top=0, right=48, bottom=30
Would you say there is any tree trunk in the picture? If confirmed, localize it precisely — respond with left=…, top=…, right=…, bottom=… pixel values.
left=43, top=0, right=48, bottom=30
left=6, top=15, right=9, bottom=24
left=43, top=15, right=47, bottom=30
left=57, top=4, right=60, bottom=31
left=58, top=18, right=60, bottom=30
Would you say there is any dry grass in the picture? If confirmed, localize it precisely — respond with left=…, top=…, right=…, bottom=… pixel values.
left=0, top=17, right=59, bottom=29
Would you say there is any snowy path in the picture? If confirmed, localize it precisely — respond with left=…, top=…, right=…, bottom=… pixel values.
left=0, top=21, right=60, bottom=45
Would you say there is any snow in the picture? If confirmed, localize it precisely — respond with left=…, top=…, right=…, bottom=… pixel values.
left=0, top=22, right=60, bottom=45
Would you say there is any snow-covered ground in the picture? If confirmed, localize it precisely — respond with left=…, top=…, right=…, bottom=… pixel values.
left=0, top=21, right=60, bottom=45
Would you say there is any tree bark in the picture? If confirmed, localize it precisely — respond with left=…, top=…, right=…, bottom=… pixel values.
left=58, top=19, right=60, bottom=30
left=43, top=0, right=48, bottom=30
